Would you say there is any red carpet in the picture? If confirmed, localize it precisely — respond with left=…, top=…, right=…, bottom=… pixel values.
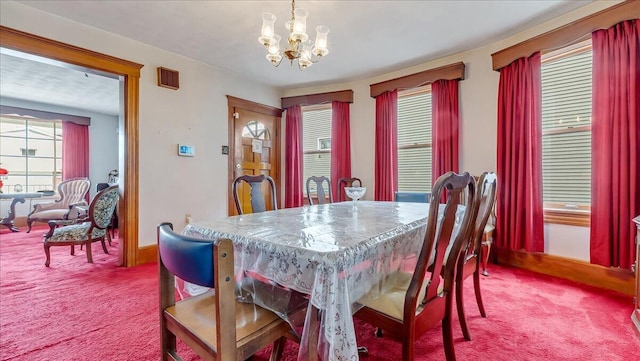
left=1, top=227, right=638, bottom=360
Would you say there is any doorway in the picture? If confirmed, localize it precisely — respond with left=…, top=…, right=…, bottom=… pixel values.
left=226, top=96, right=282, bottom=215
left=0, top=26, right=142, bottom=267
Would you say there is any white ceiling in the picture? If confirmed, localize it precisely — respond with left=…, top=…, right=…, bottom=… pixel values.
left=1, top=0, right=592, bottom=115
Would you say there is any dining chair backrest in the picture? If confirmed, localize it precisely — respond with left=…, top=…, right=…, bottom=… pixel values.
left=413, top=172, right=477, bottom=319
left=354, top=171, right=478, bottom=361
left=337, top=177, right=362, bottom=202
left=394, top=191, right=431, bottom=203
left=233, top=174, right=277, bottom=215
left=454, top=171, right=497, bottom=341
left=465, top=172, right=497, bottom=267
left=306, top=176, right=332, bottom=205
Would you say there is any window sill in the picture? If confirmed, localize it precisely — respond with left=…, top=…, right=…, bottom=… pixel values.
left=544, top=207, right=590, bottom=227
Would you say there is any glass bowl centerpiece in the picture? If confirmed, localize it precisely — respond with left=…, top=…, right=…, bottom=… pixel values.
left=344, top=186, right=366, bottom=205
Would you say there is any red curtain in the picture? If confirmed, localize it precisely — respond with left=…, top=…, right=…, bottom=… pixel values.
left=495, top=53, right=544, bottom=252
left=374, top=90, right=398, bottom=201
left=284, top=106, right=304, bottom=208
left=330, top=101, right=352, bottom=199
left=590, top=19, right=640, bottom=269
left=431, top=79, right=460, bottom=185
left=62, top=121, right=89, bottom=180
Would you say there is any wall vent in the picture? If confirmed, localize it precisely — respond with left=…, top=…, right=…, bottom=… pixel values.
left=157, top=67, right=179, bottom=90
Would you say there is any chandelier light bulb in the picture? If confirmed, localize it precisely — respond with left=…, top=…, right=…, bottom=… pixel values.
left=259, top=13, right=277, bottom=45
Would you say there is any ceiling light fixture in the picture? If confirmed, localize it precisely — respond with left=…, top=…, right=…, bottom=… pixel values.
left=258, top=0, right=329, bottom=71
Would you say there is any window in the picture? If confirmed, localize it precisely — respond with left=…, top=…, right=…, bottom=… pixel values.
left=541, top=41, right=592, bottom=226
left=302, top=105, right=332, bottom=196
left=0, top=116, right=62, bottom=193
left=397, top=87, right=432, bottom=192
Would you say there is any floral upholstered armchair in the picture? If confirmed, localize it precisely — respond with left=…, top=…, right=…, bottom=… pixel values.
left=43, top=185, right=119, bottom=267
left=26, top=177, right=90, bottom=232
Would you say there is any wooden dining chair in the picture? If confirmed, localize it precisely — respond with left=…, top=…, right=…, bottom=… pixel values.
left=233, top=174, right=277, bottom=215
left=336, top=177, right=362, bottom=202
left=354, top=171, right=478, bottom=361
left=455, top=172, right=497, bottom=341
left=305, top=176, right=332, bottom=205
left=158, top=222, right=296, bottom=361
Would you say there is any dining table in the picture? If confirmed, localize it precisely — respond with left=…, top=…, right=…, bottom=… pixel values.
left=183, top=200, right=465, bottom=361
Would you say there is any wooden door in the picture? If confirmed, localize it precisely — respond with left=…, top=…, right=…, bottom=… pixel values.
left=227, top=96, right=281, bottom=216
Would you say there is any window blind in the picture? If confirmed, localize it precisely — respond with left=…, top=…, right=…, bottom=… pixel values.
left=541, top=48, right=592, bottom=206
left=398, top=91, right=432, bottom=192
left=302, top=107, right=332, bottom=195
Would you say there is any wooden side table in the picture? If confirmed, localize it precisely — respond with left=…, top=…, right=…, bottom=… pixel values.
left=0, top=193, right=42, bottom=232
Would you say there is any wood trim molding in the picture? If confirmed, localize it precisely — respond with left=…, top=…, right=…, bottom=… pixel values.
left=491, top=0, right=640, bottom=71
left=495, top=248, right=634, bottom=295
left=544, top=208, right=590, bottom=227
left=227, top=95, right=282, bottom=118
left=1, top=25, right=143, bottom=267
left=370, top=62, right=465, bottom=98
left=281, top=89, right=354, bottom=109
left=137, top=244, right=158, bottom=265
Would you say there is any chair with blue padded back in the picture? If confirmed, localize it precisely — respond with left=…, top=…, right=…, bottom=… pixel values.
left=394, top=191, right=431, bottom=203
left=158, top=222, right=296, bottom=361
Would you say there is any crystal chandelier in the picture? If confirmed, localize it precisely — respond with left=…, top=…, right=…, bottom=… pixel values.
left=258, top=0, right=329, bottom=70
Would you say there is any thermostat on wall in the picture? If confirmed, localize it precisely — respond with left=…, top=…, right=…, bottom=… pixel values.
left=178, top=144, right=195, bottom=157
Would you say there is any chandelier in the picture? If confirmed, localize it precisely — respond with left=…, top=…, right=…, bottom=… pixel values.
left=258, top=0, right=329, bottom=70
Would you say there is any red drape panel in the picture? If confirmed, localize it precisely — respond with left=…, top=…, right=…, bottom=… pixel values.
left=61, top=121, right=89, bottom=180
left=431, top=79, right=460, bottom=185
left=285, top=106, right=304, bottom=208
left=495, top=53, right=544, bottom=252
left=590, top=19, right=640, bottom=269
left=330, top=101, right=352, bottom=199
left=374, top=90, right=398, bottom=201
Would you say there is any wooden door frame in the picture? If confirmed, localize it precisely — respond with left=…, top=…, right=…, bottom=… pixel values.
left=226, top=96, right=282, bottom=215
left=0, top=26, right=142, bottom=267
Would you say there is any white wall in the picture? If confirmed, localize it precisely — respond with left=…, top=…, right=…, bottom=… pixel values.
left=282, top=1, right=619, bottom=261
left=0, top=1, right=282, bottom=246
left=0, top=1, right=618, bottom=257
left=0, top=97, right=119, bottom=217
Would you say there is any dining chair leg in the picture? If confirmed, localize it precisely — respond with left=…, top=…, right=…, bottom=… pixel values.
left=268, top=337, right=286, bottom=361
left=473, top=270, right=487, bottom=318
left=455, top=276, right=472, bottom=341
left=443, top=295, right=457, bottom=361
left=481, top=241, right=491, bottom=276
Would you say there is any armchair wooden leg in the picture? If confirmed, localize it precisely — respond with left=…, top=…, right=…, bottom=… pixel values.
left=27, top=220, right=33, bottom=233
left=85, top=242, right=93, bottom=263
left=100, top=237, right=109, bottom=254
left=44, top=244, right=51, bottom=267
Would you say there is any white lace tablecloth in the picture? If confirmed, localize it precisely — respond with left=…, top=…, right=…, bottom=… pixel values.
left=184, top=201, right=464, bottom=361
